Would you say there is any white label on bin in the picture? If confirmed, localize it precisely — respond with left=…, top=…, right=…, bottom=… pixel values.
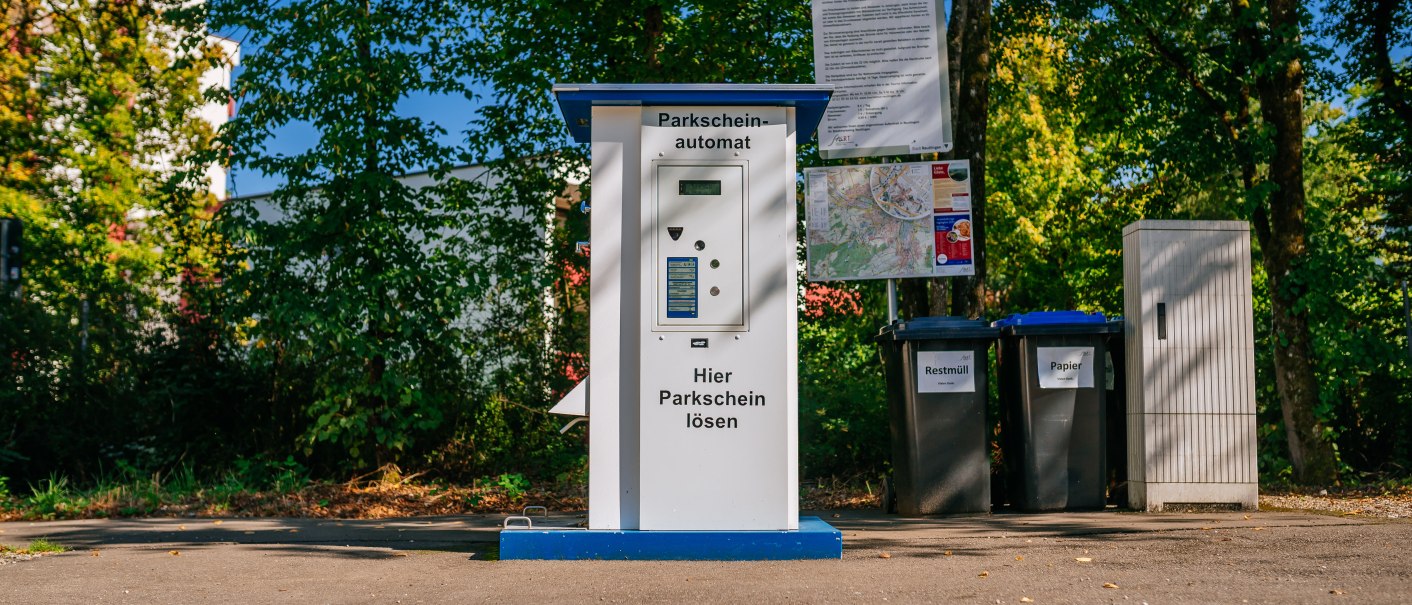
left=1037, top=346, right=1095, bottom=389
left=916, top=351, right=975, bottom=393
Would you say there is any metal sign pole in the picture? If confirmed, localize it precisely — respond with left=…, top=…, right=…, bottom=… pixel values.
left=887, top=278, right=898, bottom=323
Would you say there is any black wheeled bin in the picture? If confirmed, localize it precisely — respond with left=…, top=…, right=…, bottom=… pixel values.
left=877, top=317, right=999, bottom=515
left=993, top=311, right=1110, bottom=511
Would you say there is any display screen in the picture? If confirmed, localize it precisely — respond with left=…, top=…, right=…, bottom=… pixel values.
left=679, top=180, right=722, bottom=196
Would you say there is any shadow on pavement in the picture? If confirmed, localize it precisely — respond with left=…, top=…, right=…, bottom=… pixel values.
left=0, top=515, right=513, bottom=558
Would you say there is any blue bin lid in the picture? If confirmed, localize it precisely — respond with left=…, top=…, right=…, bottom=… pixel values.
left=991, top=311, right=1107, bottom=328
left=993, top=311, right=1113, bottom=337
left=877, top=316, right=999, bottom=341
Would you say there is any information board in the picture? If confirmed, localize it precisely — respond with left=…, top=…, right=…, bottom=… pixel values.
left=805, top=160, right=973, bottom=281
left=811, top=0, right=952, bottom=159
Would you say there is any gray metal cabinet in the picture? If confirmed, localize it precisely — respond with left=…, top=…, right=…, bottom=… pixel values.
left=1122, top=220, right=1258, bottom=511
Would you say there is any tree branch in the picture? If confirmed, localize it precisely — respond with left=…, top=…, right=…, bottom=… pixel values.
left=1370, top=0, right=1412, bottom=125
left=1115, top=3, right=1243, bottom=148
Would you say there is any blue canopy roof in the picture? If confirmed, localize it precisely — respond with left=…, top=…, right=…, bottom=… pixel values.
left=553, top=83, right=834, bottom=144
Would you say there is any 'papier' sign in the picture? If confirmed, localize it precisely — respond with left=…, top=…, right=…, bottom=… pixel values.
left=916, top=351, right=975, bottom=393
left=1036, top=347, right=1095, bottom=389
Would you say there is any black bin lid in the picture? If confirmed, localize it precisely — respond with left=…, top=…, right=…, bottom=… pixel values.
left=877, top=316, right=999, bottom=341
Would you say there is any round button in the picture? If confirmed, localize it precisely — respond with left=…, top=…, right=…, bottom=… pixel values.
left=694, top=240, right=706, bottom=251
left=710, top=287, right=721, bottom=296
left=710, top=259, right=720, bottom=269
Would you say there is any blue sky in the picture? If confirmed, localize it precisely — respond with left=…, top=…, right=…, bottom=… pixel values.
left=222, top=82, right=489, bottom=198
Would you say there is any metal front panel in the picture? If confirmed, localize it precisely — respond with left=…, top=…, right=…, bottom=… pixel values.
left=654, top=164, right=746, bottom=329
left=636, top=106, right=795, bottom=530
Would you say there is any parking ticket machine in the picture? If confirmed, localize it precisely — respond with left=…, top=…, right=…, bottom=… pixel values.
left=552, top=85, right=833, bottom=531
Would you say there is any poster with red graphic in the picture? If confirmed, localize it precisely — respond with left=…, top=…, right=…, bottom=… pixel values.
left=933, top=212, right=973, bottom=276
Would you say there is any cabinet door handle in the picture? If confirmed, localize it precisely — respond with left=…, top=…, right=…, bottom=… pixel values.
left=1157, top=302, right=1167, bottom=340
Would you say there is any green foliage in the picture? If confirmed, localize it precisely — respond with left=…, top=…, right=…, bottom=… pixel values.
left=227, top=456, right=311, bottom=494
left=483, top=472, right=530, bottom=500
left=985, top=11, right=1144, bottom=317
left=0, top=0, right=233, bottom=484
left=1292, top=106, right=1412, bottom=477
left=212, top=0, right=494, bottom=471
left=798, top=282, right=890, bottom=477
left=25, top=475, right=81, bottom=520
left=4, top=0, right=1410, bottom=490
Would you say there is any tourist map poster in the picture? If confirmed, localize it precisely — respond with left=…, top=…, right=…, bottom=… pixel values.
left=805, top=160, right=974, bottom=281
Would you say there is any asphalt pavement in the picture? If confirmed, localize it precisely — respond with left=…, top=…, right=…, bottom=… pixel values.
left=0, top=508, right=1407, bottom=603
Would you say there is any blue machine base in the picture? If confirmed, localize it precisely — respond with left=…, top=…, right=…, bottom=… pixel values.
left=499, top=516, right=843, bottom=560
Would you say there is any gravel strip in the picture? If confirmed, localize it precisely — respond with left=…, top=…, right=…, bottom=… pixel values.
left=0, top=552, right=41, bottom=565
left=1261, top=489, right=1412, bottom=519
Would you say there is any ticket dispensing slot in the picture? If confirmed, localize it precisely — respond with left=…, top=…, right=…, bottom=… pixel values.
left=655, top=164, right=746, bottom=330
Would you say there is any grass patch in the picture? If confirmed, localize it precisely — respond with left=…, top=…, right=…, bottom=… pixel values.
left=0, top=464, right=591, bottom=520
left=0, top=466, right=889, bottom=521
left=24, top=539, right=67, bottom=554
left=0, top=539, right=69, bottom=555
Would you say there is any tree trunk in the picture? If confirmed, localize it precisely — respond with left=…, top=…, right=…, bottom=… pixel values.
left=1239, top=0, right=1338, bottom=484
left=948, top=0, right=991, bottom=319
left=899, top=277, right=929, bottom=321
left=358, top=0, right=391, bottom=467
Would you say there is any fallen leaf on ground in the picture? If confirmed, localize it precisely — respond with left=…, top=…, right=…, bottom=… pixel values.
left=1020, top=598, right=1034, bottom=603
left=978, top=571, right=989, bottom=578
left=168, top=550, right=180, bottom=556
left=944, top=551, right=953, bottom=556
left=1015, top=556, right=1024, bottom=561
left=1252, top=527, right=1265, bottom=531
left=1103, top=582, right=1119, bottom=589
left=1243, top=515, right=1251, bottom=520
left=1330, top=590, right=1344, bottom=595
left=90, top=550, right=100, bottom=557
left=879, top=552, right=891, bottom=559
left=1075, top=557, right=1092, bottom=562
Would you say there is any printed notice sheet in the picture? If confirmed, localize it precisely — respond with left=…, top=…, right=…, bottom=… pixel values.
left=811, top=0, right=952, bottom=159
